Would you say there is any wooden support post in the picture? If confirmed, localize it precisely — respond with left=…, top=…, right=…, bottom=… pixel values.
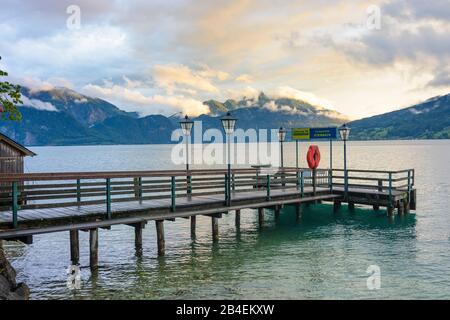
left=295, top=204, right=302, bottom=221
left=409, top=189, right=416, bottom=210
left=155, top=220, right=165, bottom=256
left=9, top=235, right=33, bottom=245
left=300, top=171, right=304, bottom=196
left=328, top=169, right=333, bottom=193
left=135, top=223, right=143, bottom=257
left=211, top=216, right=219, bottom=242
left=224, top=174, right=229, bottom=205
left=235, top=209, right=241, bottom=228
left=333, top=200, right=341, bottom=212
left=397, top=200, right=405, bottom=216
left=387, top=205, right=394, bottom=217
left=348, top=202, right=355, bottom=211
left=404, top=199, right=410, bottom=214
left=187, top=175, right=192, bottom=196
left=274, top=206, right=280, bottom=219
left=313, top=169, right=317, bottom=196
left=134, top=177, right=142, bottom=201
left=373, top=204, right=380, bottom=211
left=11, top=181, right=18, bottom=228
left=171, top=176, right=176, bottom=212
left=106, top=178, right=111, bottom=219
left=258, top=207, right=264, bottom=227
left=76, top=179, right=81, bottom=204
left=190, top=215, right=196, bottom=239
left=89, top=229, right=99, bottom=270
left=377, top=179, right=383, bottom=192
left=70, top=230, right=80, bottom=265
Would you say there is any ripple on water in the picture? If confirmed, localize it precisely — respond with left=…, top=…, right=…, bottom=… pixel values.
left=4, top=141, right=450, bottom=299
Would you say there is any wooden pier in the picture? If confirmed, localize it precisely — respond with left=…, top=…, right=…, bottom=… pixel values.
left=0, top=167, right=415, bottom=269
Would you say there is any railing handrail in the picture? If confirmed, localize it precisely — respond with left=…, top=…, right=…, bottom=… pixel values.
left=0, top=167, right=414, bottom=183
left=0, top=167, right=325, bottom=182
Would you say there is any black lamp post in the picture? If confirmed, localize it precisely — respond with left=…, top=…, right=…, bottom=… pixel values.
left=180, top=115, right=194, bottom=195
left=221, top=112, right=236, bottom=205
left=339, top=123, right=351, bottom=198
left=278, top=127, right=286, bottom=187
left=278, top=127, right=286, bottom=168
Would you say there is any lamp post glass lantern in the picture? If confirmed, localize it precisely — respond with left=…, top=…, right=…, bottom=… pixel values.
left=179, top=115, right=194, bottom=171
left=339, top=124, right=351, bottom=197
left=221, top=112, right=236, bottom=205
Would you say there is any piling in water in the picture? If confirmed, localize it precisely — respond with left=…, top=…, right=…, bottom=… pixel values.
left=89, top=229, right=98, bottom=270
left=69, top=230, right=79, bottom=265
left=212, top=217, right=219, bottom=242
left=190, top=216, right=196, bottom=239
left=155, top=220, right=165, bottom=256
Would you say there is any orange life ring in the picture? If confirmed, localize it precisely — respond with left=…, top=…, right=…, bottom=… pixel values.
left=307, top=145, right=321, bottom=169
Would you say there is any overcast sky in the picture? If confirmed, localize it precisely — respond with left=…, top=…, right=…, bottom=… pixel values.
left=1, top=0, right=449, bottom=119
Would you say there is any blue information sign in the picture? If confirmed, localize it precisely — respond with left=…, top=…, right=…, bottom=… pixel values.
left=292, top=127, right=337, bottom=140
left=310, top=127, right=337, bottom=140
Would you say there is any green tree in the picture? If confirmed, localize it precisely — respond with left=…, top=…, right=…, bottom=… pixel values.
left=0, top=56, right=22, bottom=121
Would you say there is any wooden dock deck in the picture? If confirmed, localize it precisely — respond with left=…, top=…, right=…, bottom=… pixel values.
left=0, top=167, right=416, bottom=268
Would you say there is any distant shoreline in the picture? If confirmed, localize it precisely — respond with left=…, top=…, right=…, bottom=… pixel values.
left=24, top=138, right=450, bottom=148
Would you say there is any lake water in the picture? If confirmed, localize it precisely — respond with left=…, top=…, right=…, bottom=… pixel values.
left=3, top=140, right=450, bottom=299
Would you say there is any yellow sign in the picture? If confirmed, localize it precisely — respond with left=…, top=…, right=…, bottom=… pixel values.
left=291, top=128, right=310, bottom=140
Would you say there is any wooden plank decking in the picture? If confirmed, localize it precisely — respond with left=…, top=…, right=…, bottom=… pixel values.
left=0, top=167, right=416, bottom=270
left=0, top=167, right=415, bottom=238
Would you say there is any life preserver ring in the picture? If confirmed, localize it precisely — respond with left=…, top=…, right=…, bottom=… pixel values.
left=307, top=145, right=321, bottom=169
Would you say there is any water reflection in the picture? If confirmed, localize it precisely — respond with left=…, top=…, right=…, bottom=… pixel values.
left=4, top=140, right=450, bottom=299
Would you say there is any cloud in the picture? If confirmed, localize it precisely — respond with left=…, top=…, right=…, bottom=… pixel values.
left=327, top=0, right=450, bottom=92
left=21, top=96, right=58, bottom=111
left=15, top=76, right=74, bottom=92
left=2, top=0, right=450, bottom=119
left=225, top=86, right=259, bottom=101
left=269, top=86, right=336, bottom=109
left=427, top=67, right=450, bottom=88
left=82, top=82, right=209, bottom=116
left=0, top=24, right=131, bottom=87
left=74, top=98, right=88, bottom=104
left=236, top=74, right=253, bottom=83
left=384, top=0, right=450, bottom=22
left=153, top=64, right=223, bottom=94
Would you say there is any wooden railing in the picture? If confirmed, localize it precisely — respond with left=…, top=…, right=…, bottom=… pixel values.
left=0, top=167, right=414, bottom=228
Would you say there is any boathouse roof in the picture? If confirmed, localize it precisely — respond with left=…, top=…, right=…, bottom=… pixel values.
left=0, top=132, right=36, bottom=157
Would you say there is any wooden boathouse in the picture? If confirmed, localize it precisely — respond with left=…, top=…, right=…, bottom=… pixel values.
left=0, top=166, right=416, bottom=271
left=0, top=133, right=35, bottom=175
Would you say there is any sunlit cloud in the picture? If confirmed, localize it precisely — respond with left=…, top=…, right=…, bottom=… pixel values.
left=20, top=96, right=58, bottom=112
left=0, top=0, right=449, bottom=119
left=82, top=82, right=209, bottom=116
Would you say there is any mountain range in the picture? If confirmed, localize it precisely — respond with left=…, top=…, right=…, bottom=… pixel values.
left=0, top=86, right=449, bottom=145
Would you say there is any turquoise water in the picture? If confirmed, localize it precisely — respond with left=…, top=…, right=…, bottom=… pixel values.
left=3, top=140, right=450, bottom=299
